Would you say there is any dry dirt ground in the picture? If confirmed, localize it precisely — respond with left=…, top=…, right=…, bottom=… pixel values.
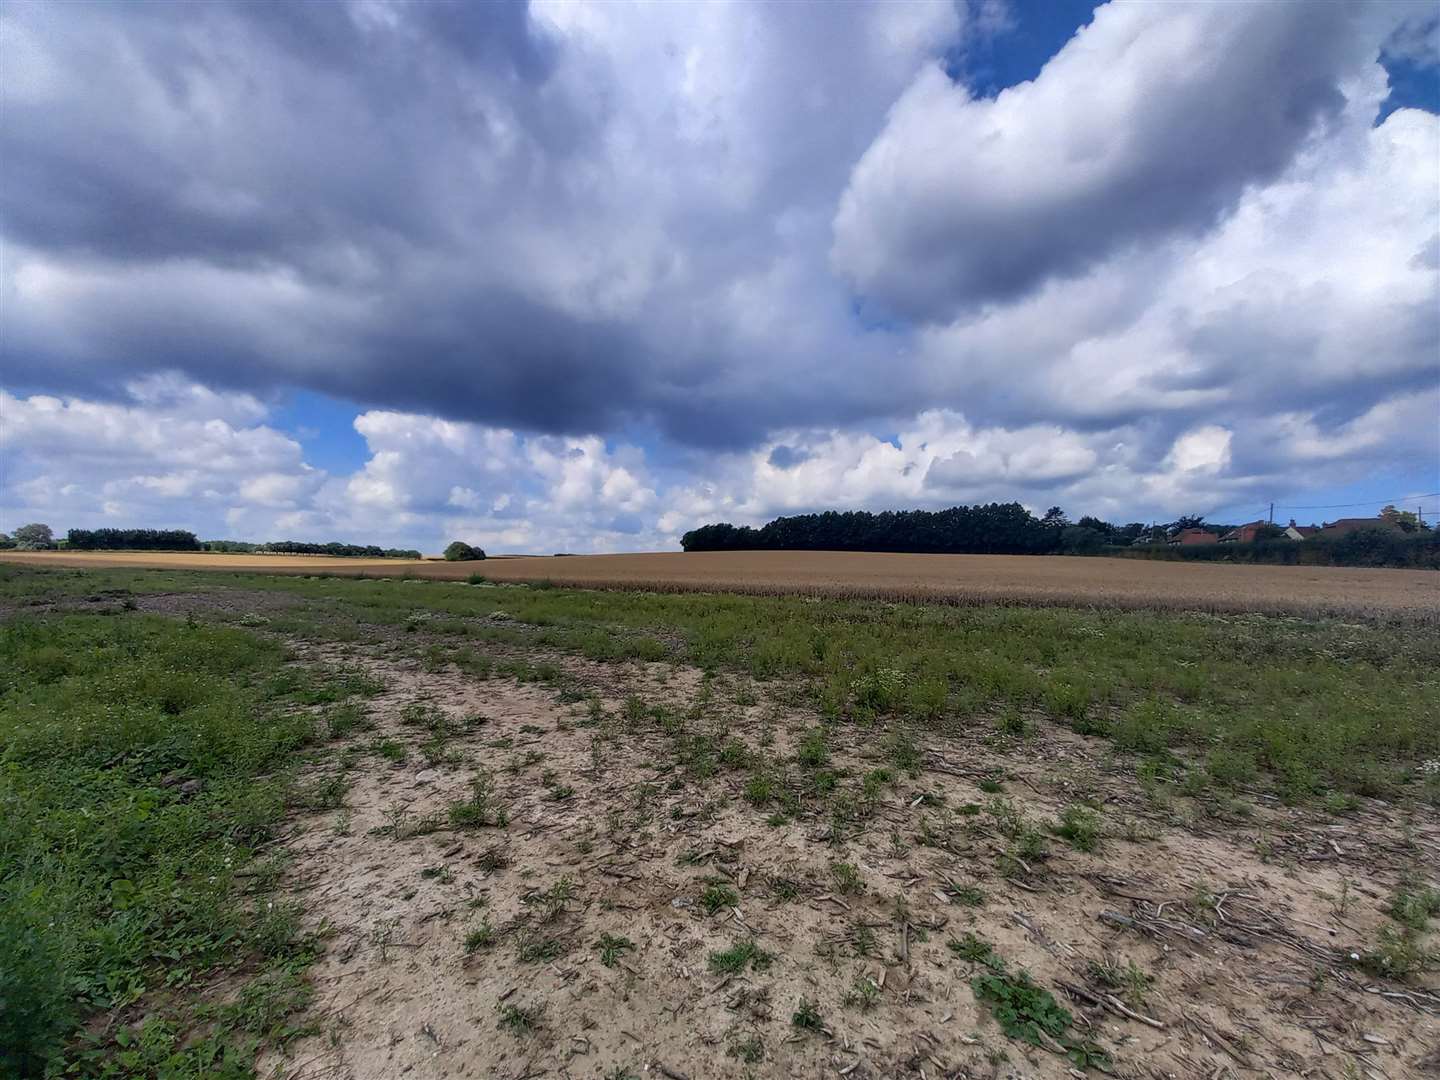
left=149, top=595, right=1440, bottom=1080
left=3, top=549, right=1435, bottom=618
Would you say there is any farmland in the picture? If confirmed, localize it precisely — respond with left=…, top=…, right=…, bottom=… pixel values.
left=2, top=563, right=1438, bottom=1080
left=2, top=547, right=1436, bottom=618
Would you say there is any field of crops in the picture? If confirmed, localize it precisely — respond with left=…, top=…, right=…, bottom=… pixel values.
left=1, top=547, right=1435, bottom=617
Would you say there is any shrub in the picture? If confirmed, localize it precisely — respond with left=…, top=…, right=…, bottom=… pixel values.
left=444, top=541, right=486, bottom=562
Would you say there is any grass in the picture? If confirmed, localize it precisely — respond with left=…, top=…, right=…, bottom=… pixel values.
left=517, top=935, right=566, bottom=963
left=448, top=769, right=508, bottom=828
left=699, top=881, right=739, bottom=914
left=1053, top=804, right=1103, bottom=852
left=948, top=932, right=999, bottom=965
left=791, top=997, right=824, bottom=1032
left=594, top=932, right=634, bottom=967
left=464, top=921, right=496, bottom=954
left=829, top=861, right=863, bottom=895
left=497, top=1002, right=542, bottom=1035
left=948, top=884, right=985, bottom=906
left=1356, top=877, right=1440, bottom=979
left=4, top=565, right=1436, bottom=800
left=728, top=1034, right=765, bottom=1063
left=708, top=939, right=774, bottom=975
left=0, top=614, right=342, bottom=1077
left=1087, top=956, right=1153, bottom=1008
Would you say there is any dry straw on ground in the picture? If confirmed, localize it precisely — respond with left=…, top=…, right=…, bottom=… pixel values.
left=4, top=548, right=1436, bottom=619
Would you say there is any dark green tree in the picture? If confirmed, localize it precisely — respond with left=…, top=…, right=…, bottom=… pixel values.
left=443, top=540, right=486, bottom=561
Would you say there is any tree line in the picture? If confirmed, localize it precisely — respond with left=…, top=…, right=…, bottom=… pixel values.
left=680, top=504, right=1438, bottom=568
left=0, top=524, right=421, bottom=559
left=231, top=540, right=422, bottom=559
left=66, top=528, right=201, bottom=550
left=682, top=504, right=1121, bottom=555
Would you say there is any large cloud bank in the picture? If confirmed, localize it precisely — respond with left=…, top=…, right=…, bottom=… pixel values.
left=2, top=0, right=1436, bottom=550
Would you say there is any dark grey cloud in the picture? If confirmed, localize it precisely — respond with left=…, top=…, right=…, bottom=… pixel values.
left=767, top=445, right=811, bottom=469
left=0, top=0, right=1434, bottom=481
left=0, top=0, right=962, bottom=446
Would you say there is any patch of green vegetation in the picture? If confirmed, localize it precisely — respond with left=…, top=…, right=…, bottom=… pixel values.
left=744, top=770, right=776, bottom=806
left=1053, top=804, right=1102, bottom=852
left=497, top=1001, right=542, bottom=1035
left=883, top=727, right=922, bottom=775
left=324, top=701, right=371, bottom=739
left=843, top=974, right=881, bottom=1011
left=973, top=966, right=1071, bottom=1048
left=464, top=921, right=496, bottom=954
left=1354, top=925, right=1431, bottom=980
left=448, top=769, right=509, bottom=828
left=516, top=936, right=566, bottom=963
left=796, top=727, right=829, bottom=768
left=947, top=932, right=999, bottom=965
left=728, top=1034, right=765, bottom=1063
left=370, top=736, right=408, bottom=763
left=0, top=614, right=329, bottom=1077
left=1388, top=879, right=1440, bottom=931
left=1087, top=956, right=1153, bottom=1009
left=708, top=938, right=774, bottom=975
left=595, top=932, right=635, bottom=968
left=949, top=884, right=986, bottom=906
left=829, top=861, right=863, bottom=895
left=524, top=876, right=577, bottom=923
left=5, top=564, right=1436, bottom=800
left=1354, top=876, right=1440, bottom=980
left=790, top=997, right=824, bottom=1032
left=700, top=881, right=740, bottom=914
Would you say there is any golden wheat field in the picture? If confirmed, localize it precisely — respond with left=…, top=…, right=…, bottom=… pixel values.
left=3, top=548, right=1435, bottom=617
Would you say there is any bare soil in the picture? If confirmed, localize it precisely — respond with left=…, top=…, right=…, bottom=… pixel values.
left=3, top=549, right=1436, bottom=618
left=226, top=610, right=1440, bottom=1080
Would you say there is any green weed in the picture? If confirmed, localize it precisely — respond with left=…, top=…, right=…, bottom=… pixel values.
left=708, top=939, right=774, bottom=975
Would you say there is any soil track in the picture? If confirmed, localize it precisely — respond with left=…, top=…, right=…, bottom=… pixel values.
left=196, top=598, right=1433, bottom=1080
left=4, top=548, right=1435, bottom=617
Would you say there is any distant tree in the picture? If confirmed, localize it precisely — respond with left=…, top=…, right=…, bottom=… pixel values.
left=1167, top=515, right=1205, bottom=535
left=1041, top=506, right=1070, bottom=529
left=66, top=528, right=199, bottom=551
left=260, top=540, right=421, bottom=558
left=1252, top=523, right=1287, bottom=542
left=0, top=532, right=12, bottom=550
left=12, top=523, right=54, bottom=550
left=683, top=503, right=1062, bottom=555
left=1075, top=515, right=1117, bottom=539
left=1059, top=525, right=1105, bottom=554
left=1116, top=522, right=1147, bottom=544
left=443, top=540, right=486, bottom=561
left=1380, top=505, right=1424, bottom=532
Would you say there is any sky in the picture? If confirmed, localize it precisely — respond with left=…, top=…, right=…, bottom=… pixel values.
left=2, top=0, right=1438, bottom=553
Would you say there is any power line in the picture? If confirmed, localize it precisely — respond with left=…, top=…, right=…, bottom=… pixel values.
left=1270, top=493, right=1440, bottom=511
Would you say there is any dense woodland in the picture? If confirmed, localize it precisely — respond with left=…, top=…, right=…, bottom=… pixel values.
left=65, top=529, right=201, bottom=551
left=680, top=504, right=1439, bottom=568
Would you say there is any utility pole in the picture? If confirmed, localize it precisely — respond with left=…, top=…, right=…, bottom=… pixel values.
left=1268, top=502, right=1273, bottom=524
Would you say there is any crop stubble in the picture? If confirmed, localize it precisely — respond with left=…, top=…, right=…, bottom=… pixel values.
left=3, top=548, right=1435, bottom=617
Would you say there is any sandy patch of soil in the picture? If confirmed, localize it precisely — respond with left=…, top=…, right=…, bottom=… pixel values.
left=249, top=632, right=1439, bottom=1080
